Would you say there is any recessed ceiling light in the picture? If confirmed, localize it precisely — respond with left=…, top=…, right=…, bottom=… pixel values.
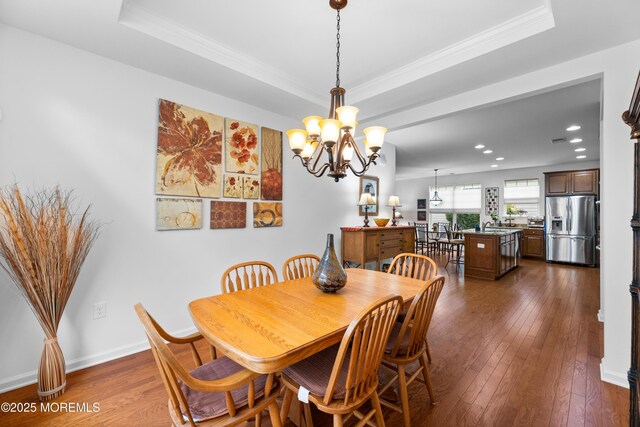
left=483, top=150, right=493, bottom=154
left=576, top=155, right=587, bottom=159
left=566, top=125, right=581, bottom=131
left=575, top=147, right=586, bottom=152
left=475, top=144, right=485, bottom=149
left=496, top=157, right=504, bottom=161
left=490, top=164, right=498, bottom=168
left=570, top=138, right=583, bottom=143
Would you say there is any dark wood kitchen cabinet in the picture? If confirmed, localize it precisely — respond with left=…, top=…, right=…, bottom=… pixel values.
left=522, top=228, right=545, bottom=259
left=544, top=169, right=599, bottom=196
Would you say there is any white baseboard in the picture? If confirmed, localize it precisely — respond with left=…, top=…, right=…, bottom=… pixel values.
left=597, top=309, right=604, bottom=323
left=0, top=326, right=197, bottom=395
left=600, top=361, right=630, bottom=389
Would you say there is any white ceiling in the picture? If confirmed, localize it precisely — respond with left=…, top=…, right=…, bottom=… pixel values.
left=394, top=79, right=601, bottom=179
left=0, top=0, right=637, bottom=178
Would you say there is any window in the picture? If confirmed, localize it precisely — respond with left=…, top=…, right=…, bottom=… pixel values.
left=429, top=184, right=481, bottom=228
left=503, top=179, right=540, bottom=216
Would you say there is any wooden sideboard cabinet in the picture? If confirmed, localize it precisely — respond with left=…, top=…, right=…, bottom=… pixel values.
left=544, top=168, right=599, bottom=196
left=341, top=226, right=415, bottom=271
left=522, top=228, right=545, bottom=259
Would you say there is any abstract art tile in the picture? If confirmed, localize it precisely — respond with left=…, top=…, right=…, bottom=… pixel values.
left=156, top=99, right=223, bottom=198
left=225, top=118, right=259, bottom=175
left=243, top=176, right=260, bottom=199
left=253, top=202, right=283, bottom=228
left=223, top=174, right=243, bottom=198
left=156, top=198, right=202, bottom=231
left=485, top=187, right=499, bottom=215
left=261, top=127, right=283, bottom=200
left=210, top=201, right=246, bottom=229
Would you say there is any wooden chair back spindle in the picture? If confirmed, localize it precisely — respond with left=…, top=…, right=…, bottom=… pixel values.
left=282, top=254, right=321, bottom=281
left=221, top=261, right=278, bottom=293
left=323, top=295, right=402, bottom=406
left=388, top=253, right=437, bottom=282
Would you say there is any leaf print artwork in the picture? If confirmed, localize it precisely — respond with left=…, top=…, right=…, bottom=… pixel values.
left=225, top=118, right=259, bottom=175
left=156, top=99, right=223, bottom=198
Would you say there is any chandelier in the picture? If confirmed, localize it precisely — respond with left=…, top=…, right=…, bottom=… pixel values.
left=286, top=0, right=387, bottom=182
left=430, top=168, right=442, bottom=206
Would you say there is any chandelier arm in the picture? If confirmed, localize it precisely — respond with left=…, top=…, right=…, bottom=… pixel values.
left=293, top=153, right=332, bottom=178
left=349, top=135, right=369, bottom=167
left=310, top=162, right=331, bottom=178
left=346, top=154, right=378, bottom=177
left=311, top=141, right=327, bottom=170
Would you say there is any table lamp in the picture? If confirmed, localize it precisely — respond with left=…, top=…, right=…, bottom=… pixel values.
left=358, top=193, right=376, bottom=227
left=386, top=195, right=402, bottom=226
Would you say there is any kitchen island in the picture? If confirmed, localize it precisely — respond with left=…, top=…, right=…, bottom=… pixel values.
left=463, top=229, right=521, bottom=280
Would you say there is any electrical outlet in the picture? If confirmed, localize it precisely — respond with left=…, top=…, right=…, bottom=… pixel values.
left=93, top=302, right=107, bottom=320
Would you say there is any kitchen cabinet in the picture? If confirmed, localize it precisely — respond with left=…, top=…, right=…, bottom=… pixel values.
left=522, top=228, right=545, bottom=259
left=341, top=226, right=415, bottom=271
left=464, top=230, right=521, bottom=280
left=544, top=169, right=599, bottom=196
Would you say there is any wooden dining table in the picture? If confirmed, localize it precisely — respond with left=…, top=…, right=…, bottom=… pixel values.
left=189, top=268, right=425, bottom=374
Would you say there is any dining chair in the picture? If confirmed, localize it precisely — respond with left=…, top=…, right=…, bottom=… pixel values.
left=413, top=223, right=436, bottom=255
left=379, top=276, right=445, bottom=427
left=279, top=294, right=403, bottom=427
left=282, top=254, right=320, bottom=281
left=388, top=253, right=438, bottom=362
left=221, top=261, right=278, bottom=293
left=444, top=227, right=464, bottom=272
left=388, top=253, right=437, bottom=282
left=134, top=303, right=282, bottom=427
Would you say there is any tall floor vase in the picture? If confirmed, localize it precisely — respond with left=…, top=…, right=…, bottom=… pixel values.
left=0, top=186, right=99, bottom=401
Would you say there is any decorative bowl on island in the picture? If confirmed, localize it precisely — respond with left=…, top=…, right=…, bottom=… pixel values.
left=374, top=218, right=390, bottom=227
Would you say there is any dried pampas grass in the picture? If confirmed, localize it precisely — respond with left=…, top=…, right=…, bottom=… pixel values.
left=0, top=185, right=100, bottom=400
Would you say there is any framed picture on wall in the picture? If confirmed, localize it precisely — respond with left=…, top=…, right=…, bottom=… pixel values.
left=417, top=211, right=427, bottom=221
left=417, top=199, right=427, bottom=210
left=359, top=175, right=379, bottom=216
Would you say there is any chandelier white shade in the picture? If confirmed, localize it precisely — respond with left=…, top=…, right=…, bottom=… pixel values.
left=286, top=0, right=387, bottom=182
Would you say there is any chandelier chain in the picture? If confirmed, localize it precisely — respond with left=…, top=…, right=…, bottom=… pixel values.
left=336, top=9, right=341, bottom=87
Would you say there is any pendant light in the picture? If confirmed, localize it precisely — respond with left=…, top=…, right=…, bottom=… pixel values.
left=430, top=168, right=442, bottom=207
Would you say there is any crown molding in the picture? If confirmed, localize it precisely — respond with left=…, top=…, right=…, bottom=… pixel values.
left=347, top=3, right=556, bottom=104
left=118, top=0, right=327, bottom=106
left=118, top=1, right=554, bottom=109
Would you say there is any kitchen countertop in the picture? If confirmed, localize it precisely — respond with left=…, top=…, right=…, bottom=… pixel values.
left=461, top=228, right=523, bottom=235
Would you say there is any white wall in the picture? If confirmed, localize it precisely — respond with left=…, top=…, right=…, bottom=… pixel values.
left=0, top=24, right=397, bottom=392
left=392, top=39, right=640, bottom=388
left=397, top=161, right=600, bottom=225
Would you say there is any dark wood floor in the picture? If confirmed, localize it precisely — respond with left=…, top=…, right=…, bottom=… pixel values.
left=0, top=254, right=629, bottom=426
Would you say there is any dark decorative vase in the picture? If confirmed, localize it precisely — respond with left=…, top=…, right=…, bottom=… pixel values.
left=312, top=234, right=347, bottom=293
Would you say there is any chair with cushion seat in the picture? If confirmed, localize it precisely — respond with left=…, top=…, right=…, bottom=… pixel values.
left=221, top=261, right=278, bottom=293
left=134, top=303, right=282, bottom=427
left=282, top=254, right=321, bottom=281
left=388, top=253, right=438, bottom=362
left=379, top=276, right=446, bottom=427
left=279, top=294, right=403, bottom=427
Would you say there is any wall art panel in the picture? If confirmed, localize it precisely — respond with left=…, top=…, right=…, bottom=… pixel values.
left=156, top=99, right=222, bottom=198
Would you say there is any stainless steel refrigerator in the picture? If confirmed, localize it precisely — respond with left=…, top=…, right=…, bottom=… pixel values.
left=545, top=195, right=597, bottom=265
